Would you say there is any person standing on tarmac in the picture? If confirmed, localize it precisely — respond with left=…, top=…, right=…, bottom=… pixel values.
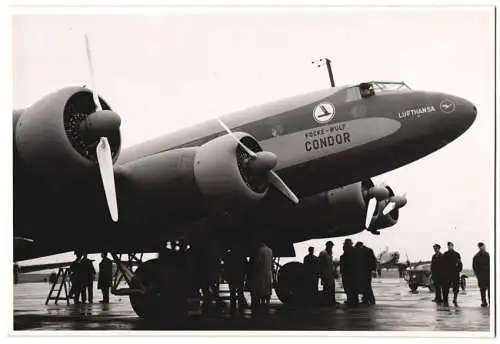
left=224, top=245, right=249, bottom=313
left=442, top=242, right=463, bottom=307
left=98, top=252, right=113, bottom=304
left=473, top=242, right=490, bottom=307
left=80, top=253, right=96, bottom=303
left=68, top=251, right=83, bottom=303
left=251, top=241, right=273, bottom=312
left=303, top=246, right=320, bottom=304
left=319, top=241, right=337, bottom=306
left=340, top=239, right=358, bottom=307
left=431, top=244, right=444, bottom=304
left=355, top=242, right=377, bottom=305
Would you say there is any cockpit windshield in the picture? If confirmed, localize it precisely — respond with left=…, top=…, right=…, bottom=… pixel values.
left=356, top=81, right=411, bottom=99
left=365, top=81, right=412, bottom=93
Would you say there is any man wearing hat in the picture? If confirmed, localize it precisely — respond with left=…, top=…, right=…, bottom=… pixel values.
left=473, top=242, right=490, bottom=307
left=430, top=244, right=444, bottom=304
left=319, top=241, right=337, bottom=305
left=442, top=242, right=462, bottom=306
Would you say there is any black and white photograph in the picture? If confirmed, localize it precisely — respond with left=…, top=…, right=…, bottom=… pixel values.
left=9, top=4, right=495, bottom=336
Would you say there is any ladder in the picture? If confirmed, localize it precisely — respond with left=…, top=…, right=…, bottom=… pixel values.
left=45, top=267, right=72, bottom=305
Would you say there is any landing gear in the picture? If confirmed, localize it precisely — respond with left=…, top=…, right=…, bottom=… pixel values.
left=274, top=262, right=308, bottom=306
left=109, top=252, right=189, bottom=320
left=129, top=259, right=188, bottom=319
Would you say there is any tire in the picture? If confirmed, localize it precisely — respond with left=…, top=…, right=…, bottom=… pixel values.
left=274, top=262, right=308, bottom=306
left=129, top=259, right=187, bottom=319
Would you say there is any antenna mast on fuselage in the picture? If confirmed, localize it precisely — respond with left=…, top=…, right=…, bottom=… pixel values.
left=312, top=58, right=335, bottom=88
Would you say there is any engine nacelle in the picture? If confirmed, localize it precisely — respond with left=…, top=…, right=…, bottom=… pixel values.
left=264, top=179, right=380, bottom=240
left=194, top=132, right=268, bottom=211
left=14, top=87, right=121, bottom=180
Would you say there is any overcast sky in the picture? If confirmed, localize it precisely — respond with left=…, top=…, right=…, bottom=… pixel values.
left=12, top=7, right=494, bottom=269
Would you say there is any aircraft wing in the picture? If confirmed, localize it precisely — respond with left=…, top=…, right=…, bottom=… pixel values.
left=16, top=261, right=73, bottom=273
left=16, top=259, right=141, bottom=273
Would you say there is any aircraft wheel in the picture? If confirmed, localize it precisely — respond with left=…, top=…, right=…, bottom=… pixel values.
left=275, top=262, right=308, bottom=306
left=129, top=259, right=187, bottom=319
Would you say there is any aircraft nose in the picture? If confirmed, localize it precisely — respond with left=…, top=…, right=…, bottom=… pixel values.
left=460, top=99, right=477, bottom=131
left=439, top=96, right=477, bottom=137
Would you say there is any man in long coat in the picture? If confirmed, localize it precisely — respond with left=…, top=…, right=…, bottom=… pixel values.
left=98, top=252, right=113, bottom=304
left=473, top=242, right=490, bottom=307
left=251, top=241, right=273, bottom=311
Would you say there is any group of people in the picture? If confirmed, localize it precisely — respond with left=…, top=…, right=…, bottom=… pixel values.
left=303, top=239, right=377, bottom=307
left=65, top=239, right=490, bottom=312
left=192, top=239, right=274, bottom=315
left=431, top=241, right=490, bottom=307
left=68, top=251, right=113, bottom=304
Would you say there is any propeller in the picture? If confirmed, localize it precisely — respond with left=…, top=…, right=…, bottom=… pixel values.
left=382, top=192, right=408, bottom=215
left=83, top=35, right=120, bottom=222
left=364, top=185, right=390, bottom=230
left=216, top=118, right=299, bottom=204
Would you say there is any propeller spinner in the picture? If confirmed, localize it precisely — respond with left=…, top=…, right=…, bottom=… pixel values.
left=382, top=193, right=408, bottom=215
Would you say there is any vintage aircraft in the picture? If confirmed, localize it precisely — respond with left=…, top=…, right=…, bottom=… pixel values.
left=13, top=40, right=477, bottom=318
left=377, top=247, right=401, bottom=269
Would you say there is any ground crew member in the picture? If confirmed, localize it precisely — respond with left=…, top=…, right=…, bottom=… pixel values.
left=251, top=241, right=273, bottom=312
left=80, top=253, right=96, bottom=303
left=319, top=241, right=336, bottom=305
left=473, top=242, right=490, bottom=307
left=431, top=244, right=444, bottom=304
left=68, top=251, right=83, bottom=303
left=442, top=242, right=462, bottom=307
left=197, top=238, right=224, bottom=314
left=98, top=252, right=113, bottom=304
left=340, top=239, right=358, bottom=306
left=224, top=245, right=249, bottom=313
left=398, top=265, right=406, bottom=279
left=355, top=242, right=377, bottom=305
left=303, top=246, right=319, bottom=303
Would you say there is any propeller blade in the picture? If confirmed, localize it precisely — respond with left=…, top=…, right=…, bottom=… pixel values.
left=365, top=197, right=377, bottom=229
left=382, top=201, right=396, bottom=215
left=267, top=170, right=299, bottom=204
left=96, top=137, right=118, bottom=222
left=84, top=34, right=102, bottom=111
left=216, top=117, right=256, bottom=158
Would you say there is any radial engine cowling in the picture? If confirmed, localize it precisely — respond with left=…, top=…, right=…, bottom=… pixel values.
left=322, top=179, right=382, bottom=235
left=14, top=87, right=121, bottom=180
left=194, top=132, right=269, bottom=211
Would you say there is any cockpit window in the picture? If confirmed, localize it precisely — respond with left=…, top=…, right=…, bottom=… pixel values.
left=367, top=81, right=412, bottom=93
left=351, top=81, right=411, bottom=100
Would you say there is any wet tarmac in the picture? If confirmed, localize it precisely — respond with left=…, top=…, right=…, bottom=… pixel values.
left=13, top=277, right=492, bottom=333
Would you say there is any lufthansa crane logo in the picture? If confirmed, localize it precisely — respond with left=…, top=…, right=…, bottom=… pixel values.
left=313, top=102, right=335, bottom=123
left=439, top=100, right=456, bottom=114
